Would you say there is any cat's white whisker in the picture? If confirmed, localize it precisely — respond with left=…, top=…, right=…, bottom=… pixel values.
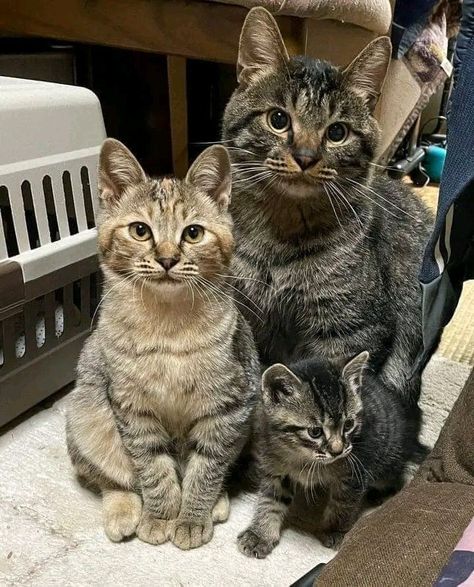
left=190, top=139, right=236, bottom=145
left=323, top=184, right=343, bottom=229
left=343, top=177, right=419, bottom=220
left=225, top=145, right=258, bottom=157
left=327, top=181, right=364, bottom=233
left=197, top=276, right=265, bottom=324
left=215, top=273, right=274, bottom=291
left=90, top=273, right=135, bottom=331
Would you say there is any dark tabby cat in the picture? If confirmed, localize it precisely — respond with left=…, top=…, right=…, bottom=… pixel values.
left=238, top=352, right=425, bottom=557
left=222, top=8, right=433, bottom=402
left=66, top=140, right=259, bottom=549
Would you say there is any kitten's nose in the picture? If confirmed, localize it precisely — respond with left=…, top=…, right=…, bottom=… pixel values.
left=293, top=152, right=317, bottom=171
left=158, top=257, right=179, bottom=271
left=328, top=439, right=344, bottom=456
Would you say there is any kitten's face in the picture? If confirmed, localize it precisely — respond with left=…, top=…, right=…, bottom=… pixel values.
left=223, top=8, right=391, bottom=200
left=262, top=353, right=368, bottom=465
left=97, top=141, right=233, bottom=292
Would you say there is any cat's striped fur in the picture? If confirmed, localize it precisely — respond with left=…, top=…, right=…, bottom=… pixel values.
left=238, top=352, right=425, bottom=557
left=222, top=8, right=433, bottom=403
left=66, top=140, right=259, bottom=549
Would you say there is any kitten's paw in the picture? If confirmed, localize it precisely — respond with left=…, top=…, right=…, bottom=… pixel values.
left=170, top=518, right=213, bottom=550
left=136, top=511, right=169, bottom=545
left=103, top=490, right=142, bottom=542
left=212, top=492, right=230, bottom=523
left=320, top=531, right=346, bottom=550
left=237, top=529, right=276, bottom=559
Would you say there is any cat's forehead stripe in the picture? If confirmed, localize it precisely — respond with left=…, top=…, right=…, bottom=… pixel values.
left=295, top=86, right=315, bottom=111
left=151, top=178, right=180, bottom=202
left=309, top=374, right=345, bottom=419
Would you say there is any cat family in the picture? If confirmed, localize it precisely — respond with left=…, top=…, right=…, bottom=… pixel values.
left=223, top=8, right=433, bottom=404
left=238, top=352, right=425, bottom=558
left=67, top=5, right=432, bottom=553
left=66, top=140, right=259, bottom=549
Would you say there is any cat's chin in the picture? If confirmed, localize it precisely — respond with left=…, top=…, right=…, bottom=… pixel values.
left=274, top=177, right=326, bottom=199
left=146, top=277, right=188, bottom=294
left=319, top=450, right=352, bottom=465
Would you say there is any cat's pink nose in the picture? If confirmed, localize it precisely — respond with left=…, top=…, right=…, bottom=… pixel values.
left=158, top=257, right=179, bottom=271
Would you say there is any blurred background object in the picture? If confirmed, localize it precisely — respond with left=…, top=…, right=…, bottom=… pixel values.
left=0, top=0, right=455, bottom=176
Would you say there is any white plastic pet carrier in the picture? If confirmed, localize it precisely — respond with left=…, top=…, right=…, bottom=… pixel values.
left=0, top=77, right=106, bottom=427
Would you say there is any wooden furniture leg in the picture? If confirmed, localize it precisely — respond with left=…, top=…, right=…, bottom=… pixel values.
left=167, top=55, right=188, bottom=177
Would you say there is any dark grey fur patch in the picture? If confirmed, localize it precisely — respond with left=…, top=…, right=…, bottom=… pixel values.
left=222, top=52, right=434, bottom=403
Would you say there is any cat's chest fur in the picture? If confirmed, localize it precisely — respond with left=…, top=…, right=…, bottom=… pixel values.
left=232, top=236, right=375, bottom=363
left=102, top=310, right=237, bottom=433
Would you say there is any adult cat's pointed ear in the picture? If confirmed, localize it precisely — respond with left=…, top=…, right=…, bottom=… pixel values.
left=262, top=363, right=302, bottom=404
left=99, top=139, right=146, bottom=206
left=342, top=351, right=369, bottom=392
left=342, top=37, right=391, bottom=111
left=185, top=145, right=231, bottom=209
left=237, top=7, right=289, bottom=87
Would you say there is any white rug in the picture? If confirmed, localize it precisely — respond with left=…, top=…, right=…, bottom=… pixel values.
left=0, top=356, right=471, bottom=587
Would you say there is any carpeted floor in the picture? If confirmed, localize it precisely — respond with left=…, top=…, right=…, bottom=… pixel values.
left=0, top=355, right=470, bottom=587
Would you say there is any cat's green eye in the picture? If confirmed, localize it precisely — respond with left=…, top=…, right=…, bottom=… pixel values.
left=129, top=222, right=152, bottom=241
left=182, top=224, right=205, bottom=244
left=326, top=122, right=349, bottom=145
left=343, top=419, right=354, bottom=432
left=307, top=427, right=323, bottom=439
left=267, top=109, right=291, bottom=133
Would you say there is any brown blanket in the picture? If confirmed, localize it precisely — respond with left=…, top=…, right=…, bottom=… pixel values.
left=316, top=368, right=474, bottom=587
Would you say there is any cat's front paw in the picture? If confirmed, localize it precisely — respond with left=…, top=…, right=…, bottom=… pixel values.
left=212, top=492, right=230, bottom=523
left=103, top=491, right=142, bottom=542
left=237, top=528, right=277, bottom=559
left=320, top=530, right=346, bottom=550
left=136, top=511, right=169, bottom=545
left=170, top=517, right=213, bottom=550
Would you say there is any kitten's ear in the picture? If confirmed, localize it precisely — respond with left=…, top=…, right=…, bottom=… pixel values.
left=185, top=145, right=231, bottom=209
left=342, top=37, right=391, bottom=111
left=342, top=351, right=369, bottom=392
left=262, top=363, right=302, bottom=404
left=99, top=139, right=146, bottom=206
left=237, top=7, right=289, bottom=87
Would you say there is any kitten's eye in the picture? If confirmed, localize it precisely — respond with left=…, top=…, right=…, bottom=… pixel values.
left=267, top=109, right=291, bottom=133
left=307, top=427, right=323, bottom=439
left=129, top=222, right=152, bottom=241
left=343, top=419, right=355, bottom=432
left=326, top=122, right=349, bottom=144
left=182, top=224, right=205, bottom=243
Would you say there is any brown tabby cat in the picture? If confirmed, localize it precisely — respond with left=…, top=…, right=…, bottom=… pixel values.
left=222, top=8, right=432, bottom=403
left=66, top=140, right=259, bottom=549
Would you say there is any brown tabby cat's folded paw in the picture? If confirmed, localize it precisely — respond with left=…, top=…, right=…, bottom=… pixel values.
left=136, top=511, right=169, bottom=545
left=320, top=530, right=346, bottom=550
left=237, top=528, right=277, bottom=559
left=212, top=492, right=230, bottom=523
left=103, top=490, right=142, bottom=543
left=170, top=517, right=213, bottom=550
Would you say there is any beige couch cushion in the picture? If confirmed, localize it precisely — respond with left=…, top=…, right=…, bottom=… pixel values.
left=206, top=0, right=393, bottom=35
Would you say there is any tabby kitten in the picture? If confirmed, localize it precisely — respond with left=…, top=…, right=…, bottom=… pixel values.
left=238, top=352, right=425, bottom=557
left=66, top=140, right=259, bottom=550
left=223, top=8, right=433, bottom=403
